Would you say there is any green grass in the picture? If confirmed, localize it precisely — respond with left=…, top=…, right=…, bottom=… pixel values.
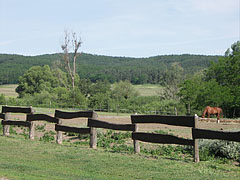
left=0, top=135, right=239, bottom=180
left=0, top=84, right=162, bottom=98
left=133, top=84, right=163, bottom=96
left=0, top=84, right=18, bottom=98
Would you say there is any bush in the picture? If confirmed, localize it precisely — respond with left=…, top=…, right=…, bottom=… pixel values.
left=199, top=140, right=240, bottom=161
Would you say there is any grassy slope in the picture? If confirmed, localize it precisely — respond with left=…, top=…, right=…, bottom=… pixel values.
left=0, top=84, right=163, bottom=98
left=0, top=84, right=18, bottom=98
left=133, top=84, right=163, bottom=96
left=0, top=135, right=239, bottom=180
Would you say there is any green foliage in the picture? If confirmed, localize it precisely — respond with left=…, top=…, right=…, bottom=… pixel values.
left=40, top=131, right=56, bottom=142
left=199, top=140, right=240, bottom=161
left=97, top=130, right=133, bottom=152
left=0, top=53, right=219, bottom=85
left=0, top=94, right=6, bottom=104
left=16, top=65, right=59, bottom=97
left=111, top=80, right=139, bottom=100
left=35, top=124, right=46, bottom=132
left=160, top=63, right=184, bottom=100
left=179, top=41, right=240, bottom=117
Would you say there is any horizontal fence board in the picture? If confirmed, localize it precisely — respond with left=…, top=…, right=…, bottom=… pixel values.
left=193, top=128, right=240, bottom=142
left=1, top=120, right=31, bottom=127
left=131, top=115, right=195, bottom=127
left=0, top=113, right=4, bottom=119
left=132, top=132, right=194, bottom=146
left=55, top=124, right=91, bottom=134
left=55, top=110, right=95, bottom=119
left=2, top=106, right=32, bottom=114
left=27, top=114, right=59, bottom=123
left=88, top=118, right=135, bottom=131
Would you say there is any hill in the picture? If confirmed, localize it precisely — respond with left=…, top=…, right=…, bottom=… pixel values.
left=0, top=53, right=220, bottom=84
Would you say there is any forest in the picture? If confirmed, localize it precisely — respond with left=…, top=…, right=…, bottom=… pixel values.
left=0, top=53, right=219, bottom=85
left=0, top=41, right=239, bottom=118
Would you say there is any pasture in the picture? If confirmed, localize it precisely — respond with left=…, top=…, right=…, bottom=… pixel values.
left=133, top=84, right=163, bottom=96
left=0, top=84, right=18, bottom=98
left=0, top=84, right=163, bottom=97
left=0, top=134, right=239, bottom=180
left=0, top=106, right=240, bottom=179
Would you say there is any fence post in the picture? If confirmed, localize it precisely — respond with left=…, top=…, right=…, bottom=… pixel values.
left=90, top=112, right=97, bottom=149
left=3, top=112, right=10, bottom=136
left=56, top=119, right=63, bottom=144
left=134, top=124, right=140, bottom=153
left=194, top=114, right=199, bottom=163
left=29, top=106, right=35, bottom=140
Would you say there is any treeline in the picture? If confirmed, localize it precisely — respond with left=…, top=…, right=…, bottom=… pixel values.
left=0, top=53, right=220, bottom=84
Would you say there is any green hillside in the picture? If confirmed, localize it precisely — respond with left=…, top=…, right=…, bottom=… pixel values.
left=0, top=53, right=220, bottom=84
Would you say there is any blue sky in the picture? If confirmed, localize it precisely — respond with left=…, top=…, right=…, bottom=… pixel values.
left=0, top=0, right=239, bottom=57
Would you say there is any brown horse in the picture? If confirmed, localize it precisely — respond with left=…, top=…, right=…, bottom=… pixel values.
left=202, top=106, right=223, bottom=121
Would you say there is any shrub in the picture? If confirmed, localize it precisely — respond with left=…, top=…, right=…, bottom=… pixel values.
left=199, top=140, right=240, bottom=161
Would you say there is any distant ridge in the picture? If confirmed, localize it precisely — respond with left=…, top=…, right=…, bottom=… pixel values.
left=0, top=53, right=221, bottom=85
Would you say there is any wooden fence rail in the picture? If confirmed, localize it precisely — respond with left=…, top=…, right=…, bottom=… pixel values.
left=1, top=120, right=31, bottom=127
left=55, top=110, right=95, bottom=119
left=132, top=132, right=194, bottom=146
left=1, top=106, right=34, bottom=139
left=2, top=106, right=33, bottom=114
left=54, top=110, right=98, bottom=148
left=131, top=114, right=200, bottom=161
left=131, top=115, right=195, bottom=127
left=88, top=118, right=135, bottom=131
left=192, top=128, right=240, bottom=142
left=55, top=124, right=91, bottom=134
left=27, top=114, right=59, bottom=124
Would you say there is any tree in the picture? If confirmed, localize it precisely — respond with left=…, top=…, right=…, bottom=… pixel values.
left=161, top=63, right=184, bottom=100
left=61, top=31, right=82, bottom=89
left=111, top=80, right=139, bottom=100
left=178, top=75, right=202, bottom=114
left=16, top=65, right=58, bottom=97
left=206, top=41, right=240, bottom=117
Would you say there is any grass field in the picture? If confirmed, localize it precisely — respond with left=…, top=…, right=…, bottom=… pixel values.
left=0, top=135, right=239, bottom=180
left=133, top=84, right=163, bottom=96
left=0, top=84, right=162, bottom=98
left=0, top=84, right=18, bottom=98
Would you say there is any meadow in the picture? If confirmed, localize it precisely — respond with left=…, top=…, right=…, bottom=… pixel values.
left=0, top=84, right=240, bottom=179
left=0, top=134, right=239, bottom=180
left=0, top=84, right=18, bottom=98
left=0, top=84, right=163, bottom=98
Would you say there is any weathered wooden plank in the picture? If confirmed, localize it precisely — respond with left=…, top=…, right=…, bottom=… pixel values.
left=55, top=110, right=95, bottom=119
left=3, top=112, right=10, bottom=136
left=131, top=115, right=195, bottom=127
left=55, top=124, right=91, bottom=134
left=27, top=114, right=59, bottom=123
left=192, top=128, right=240, bottom=143
left=90, top=127, right=97, bottom=149
left=2, top=106, right=33, bottom=114
left=0, top=113, right=4, bottom=119
left=133, top=124, right=140, bottom=153
left=132, top=132, right=194, bottom=146
left=194, top=115, right=199, bottom=163
left=1, top=120, right=31, bottom=127
left=88, top=118, right=135, bottom=131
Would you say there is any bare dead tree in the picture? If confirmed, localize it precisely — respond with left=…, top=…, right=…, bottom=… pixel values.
left=61, top=31, right=82, bottom=89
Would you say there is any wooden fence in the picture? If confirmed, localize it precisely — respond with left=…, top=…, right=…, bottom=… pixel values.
left=54, top=109, right=98, bottom=148
left=0, top=106, right=240, bottom=163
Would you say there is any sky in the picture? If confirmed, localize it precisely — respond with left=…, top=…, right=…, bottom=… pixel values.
left=0, top=0, right=239, bottom=57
